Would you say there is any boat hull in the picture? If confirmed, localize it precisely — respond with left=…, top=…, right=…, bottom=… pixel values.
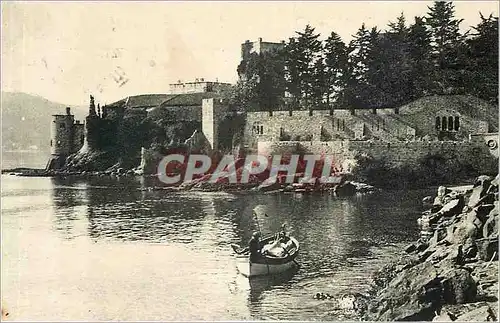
left=237, top=259, right=298, bottom=277
left=236, top=236, right=299, bottom=277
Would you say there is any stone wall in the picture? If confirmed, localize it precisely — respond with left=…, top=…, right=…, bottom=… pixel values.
left=470, top=133, right=499, bottom=158
left=243, top=109, right=420, bottom=150
left=257, top=139, right=498, bottom=175
left=243, top=96, right=496, bottom=151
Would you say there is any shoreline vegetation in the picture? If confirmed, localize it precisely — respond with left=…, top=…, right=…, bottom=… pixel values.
left=349, top=174, right=499, bottom=321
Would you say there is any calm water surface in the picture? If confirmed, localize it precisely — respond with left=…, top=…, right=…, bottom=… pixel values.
left=2, top=173, right=432, bottom=321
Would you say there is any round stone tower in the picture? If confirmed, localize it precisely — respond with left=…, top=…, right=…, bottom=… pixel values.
left=50, top=107, right=74, bottom=165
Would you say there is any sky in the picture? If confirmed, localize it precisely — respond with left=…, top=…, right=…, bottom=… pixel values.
left=1, top=1, right=498, bottom=106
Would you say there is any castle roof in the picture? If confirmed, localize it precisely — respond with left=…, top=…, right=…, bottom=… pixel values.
left=159, top=92, right=220, bottom=107
left=107, top=94, right=176, bottom=110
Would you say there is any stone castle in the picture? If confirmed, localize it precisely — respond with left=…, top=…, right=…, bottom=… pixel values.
left=46, top=107, right=85, bottom=170
left=47, top=38, right=499, bottom=174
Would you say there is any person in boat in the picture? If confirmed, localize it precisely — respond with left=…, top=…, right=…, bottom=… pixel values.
left=276, top=223, right=290, bottom=243
left=248, top=231, right=264, bottom=262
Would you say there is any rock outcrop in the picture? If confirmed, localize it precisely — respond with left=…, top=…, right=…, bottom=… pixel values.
left=357, top=174, right=499, bottom=321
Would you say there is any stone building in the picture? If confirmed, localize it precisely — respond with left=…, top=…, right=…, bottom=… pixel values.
left=46, top=107, right=85, bottom=170
left=241, top=38, right=285, bottom=61
left=168, top=79, right=231, bottom=95
left=241, top=95, right=498, bottom=169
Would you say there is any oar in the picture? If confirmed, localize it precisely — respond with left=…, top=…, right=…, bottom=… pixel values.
left=253, top=210, right=270, bottom=275
left=231, top=244, right=248, bottom=255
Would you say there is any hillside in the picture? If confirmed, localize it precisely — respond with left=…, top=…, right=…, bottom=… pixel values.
left=1, top=92, right=86, bottom=152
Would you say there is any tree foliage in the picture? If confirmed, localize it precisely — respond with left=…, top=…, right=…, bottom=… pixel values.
left=229, top=1, right=498, bottom=111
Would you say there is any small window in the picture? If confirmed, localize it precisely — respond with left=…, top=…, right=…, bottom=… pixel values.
left=441, top=117, right=447, bottom=131
left=454, top=116, right=460, bottom=131
left=252, top=123, right=264, bottom=135
left=448, top=116, right=454, bottom=131
left=80, top=135, right=84, bottom=144
left=50, top=139, right=53, bottom=147
left=342, top=120, right=345, bottom=131
left=435, top=117, right=441, bottom=130
left=309, top=109, right=313, bottom=116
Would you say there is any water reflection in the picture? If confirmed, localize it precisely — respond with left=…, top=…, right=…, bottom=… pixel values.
left=247, top=267, right=300, bottom=303
left=37, top=175, right=431, bottom=320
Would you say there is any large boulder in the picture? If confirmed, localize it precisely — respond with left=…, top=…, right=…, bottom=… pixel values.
left=455, top=303, right=497, bottom=321
left=438, top=196, right=465, bottom=218
left=476, top=237, right=499, bottom=261
left=365, top=261, right=442, bottom=321
left=440, top=268, right=477, bottom=304
left=468, top=175, right=494, bottom=208
left=483, top=206, right=499, bottom=239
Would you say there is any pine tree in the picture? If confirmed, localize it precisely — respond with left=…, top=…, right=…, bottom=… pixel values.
left=425, top=1, right=467, bottom=94
left=407, top=16, right=433, bottom=98
left=347, top=24, right=379, bottom=108
left=323, top=31, right=349, bottom=106
left=311, top=56, right=327, bottom=107
left=466, top=13, right=499, bottom=103
left=285, top=25, right=322, bottom=108
left=378, top=12, right=413, bottom=106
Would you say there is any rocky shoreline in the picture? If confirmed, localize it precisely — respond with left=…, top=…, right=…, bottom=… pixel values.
left=354, top=174, right=498, bottom=321
left=1, top=167, right=376, bottom=196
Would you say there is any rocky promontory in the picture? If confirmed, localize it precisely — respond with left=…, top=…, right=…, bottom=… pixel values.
left=356, top=174, right=498, bottom=321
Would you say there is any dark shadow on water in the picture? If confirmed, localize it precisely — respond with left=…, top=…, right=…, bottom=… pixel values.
left=248, top=265, right=300, bottom=304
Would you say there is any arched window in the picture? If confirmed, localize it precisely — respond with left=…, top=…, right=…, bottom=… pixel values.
left=441, top=117, right=447, bottom=131
left=454, top=116, right=460, bottom=131
left=435, top=117, right=441, bottom=130
left=252, top=122, right=264, bottom=135
left=448, top=116, right=454, bottom=131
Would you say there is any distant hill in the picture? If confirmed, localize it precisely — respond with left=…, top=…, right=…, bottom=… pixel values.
left=1, top=92, right=87, bottom=153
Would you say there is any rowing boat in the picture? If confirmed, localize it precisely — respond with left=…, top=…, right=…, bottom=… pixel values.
left=235, top=235, right=300, bottom=277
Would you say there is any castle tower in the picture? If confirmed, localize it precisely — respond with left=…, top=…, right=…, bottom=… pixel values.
left=46, top=107, right=84, bottom=170
left=202, top=98, right=228, bottom=151
left=50, top=107, right=75, bottom=156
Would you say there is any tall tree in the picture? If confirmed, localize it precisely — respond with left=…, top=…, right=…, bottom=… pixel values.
left=234, top=49, right=286, bottom=111
left=377, top=12, right=413, bottom=106
left=466, top=13, right=499, bottom=103
left=285, top=25, right=322, bottom=107
left=311, top=55, right=328, bottom=107
left=425, top=1, right=468, bottom=94
left=323, top=31, right=349, bottom=106
left=346, top=23, right=373, bottom=108
left=407, top=16, right=433, bottom=98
